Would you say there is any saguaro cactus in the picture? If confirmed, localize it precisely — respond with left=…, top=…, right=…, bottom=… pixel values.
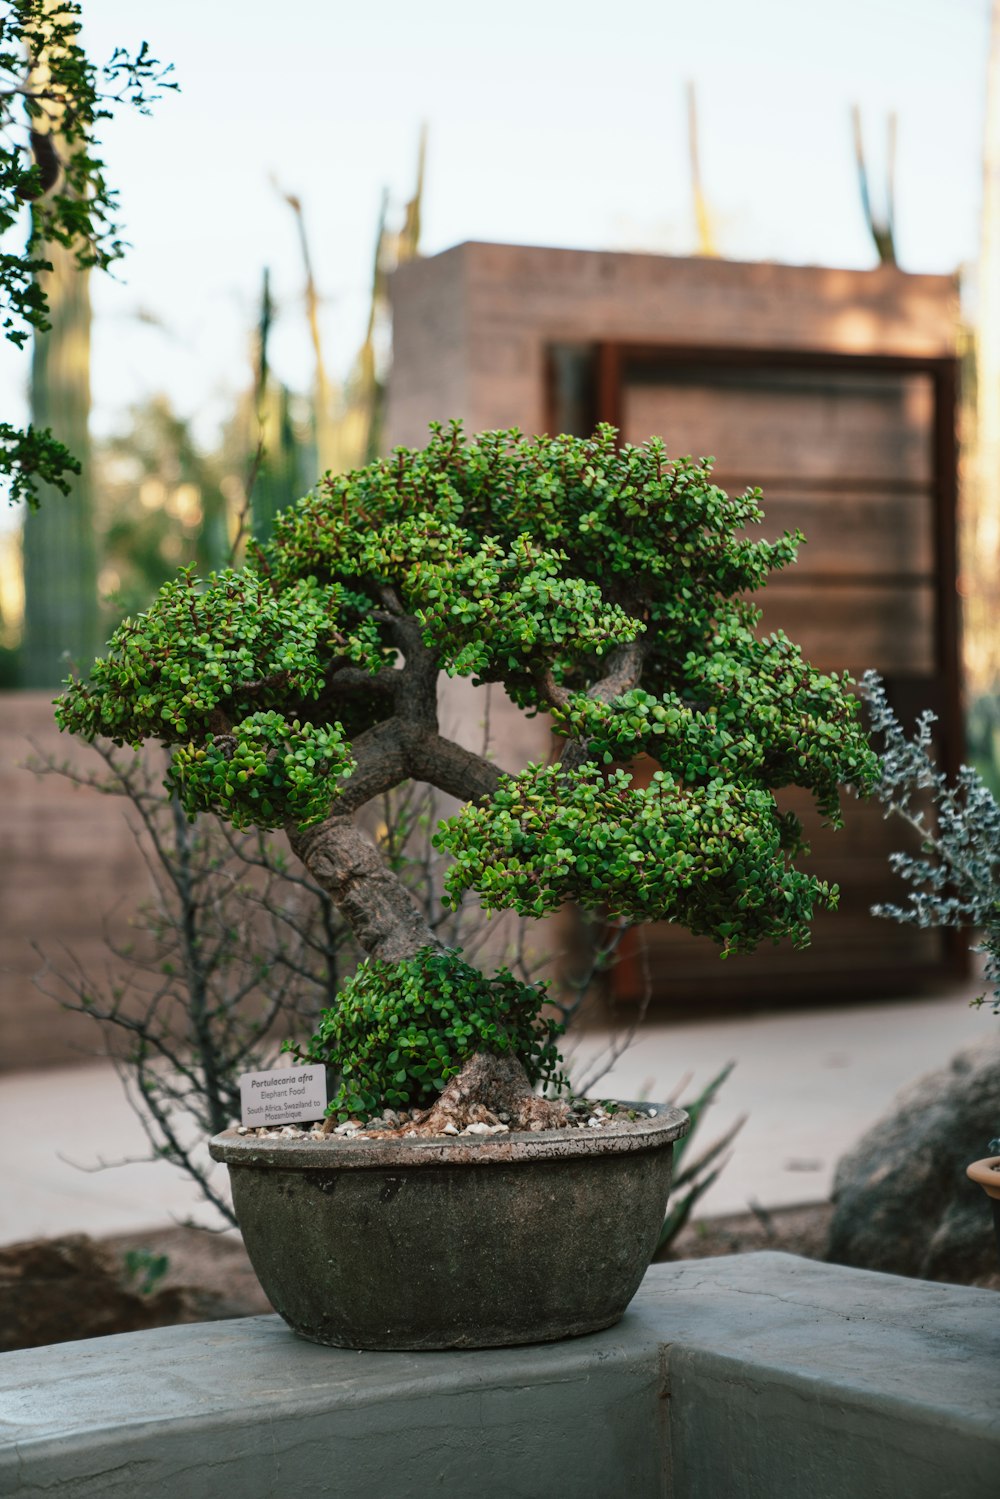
left=21, top=232, right=99, bottom=684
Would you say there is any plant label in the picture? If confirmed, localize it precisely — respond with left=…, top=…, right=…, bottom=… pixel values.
left=239, top=1065, right=327, bottom=1127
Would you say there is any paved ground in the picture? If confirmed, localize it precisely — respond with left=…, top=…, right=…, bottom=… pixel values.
left=570, top=981, right=996, bottom=1215
left=1, top=977, right=994, bottom=1244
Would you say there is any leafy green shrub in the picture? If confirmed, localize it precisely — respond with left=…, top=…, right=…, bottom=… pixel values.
left=865, top=669, right=1000, bottom=1012
left=291, top=947, right=566, bottom=1119
left=122, top=1249, right=170, bottom=1297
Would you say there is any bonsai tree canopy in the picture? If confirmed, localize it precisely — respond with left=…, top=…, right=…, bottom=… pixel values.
left=57, top=424, right=878, bottom=1121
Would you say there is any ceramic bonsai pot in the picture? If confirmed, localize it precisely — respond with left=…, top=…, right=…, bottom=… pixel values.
left=966, top=1155, right=1000, bottom=1261
left=210, top=1102, right=688, bottom=1350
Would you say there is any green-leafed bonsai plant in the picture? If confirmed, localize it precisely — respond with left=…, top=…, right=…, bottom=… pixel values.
left=57, top=424, right=878, bottom=1133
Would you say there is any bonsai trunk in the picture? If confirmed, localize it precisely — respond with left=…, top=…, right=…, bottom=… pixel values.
left=288, top=812, right=571, bottom=1128
left=289, top=814, right=440, bottom=965
left=409, top=1053, right=570, bottom=1135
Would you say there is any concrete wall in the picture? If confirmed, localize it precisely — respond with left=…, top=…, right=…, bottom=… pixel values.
left=1, top=1253, right=996, bottom=1498
left=387, top=243, right=957, bottom=446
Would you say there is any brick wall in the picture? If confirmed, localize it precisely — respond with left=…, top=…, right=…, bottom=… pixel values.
left=1, top=692, right=158, bottom=1070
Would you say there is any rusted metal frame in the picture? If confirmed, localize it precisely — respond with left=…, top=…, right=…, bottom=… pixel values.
left=547, top=341, right=957, bottom=434
left=593, top=341, right=957, bottom=380
left=930, top=358, right=963, bottom=746
left=930, top=358, right=969, bottom=975
left=595, top=342, right=624, bottom=434
left=591, top=340, right=961, bottom=690
left=542, top=346, right=560, bottom=437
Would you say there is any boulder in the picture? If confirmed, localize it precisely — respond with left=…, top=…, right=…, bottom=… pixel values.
left=826, top=1037, right=1000, bottom=1283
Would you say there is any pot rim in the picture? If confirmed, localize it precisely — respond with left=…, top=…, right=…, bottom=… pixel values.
left=209, top=1100, right=689, bottom=1170
left=966, top=1155, right=1000, bottom=1201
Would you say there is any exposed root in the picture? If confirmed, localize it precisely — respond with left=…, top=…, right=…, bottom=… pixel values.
left=360, top=1051, right=571, bottom=1138
left=414, top=1051, right=571, bottom=1133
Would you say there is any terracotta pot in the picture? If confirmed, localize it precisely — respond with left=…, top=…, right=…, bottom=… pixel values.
left=966, top=1155, right=1000, bottom=1201
left=210, top=1102, right=688, bottom=1351
left=966, top=1155, right=1000, bottom=1263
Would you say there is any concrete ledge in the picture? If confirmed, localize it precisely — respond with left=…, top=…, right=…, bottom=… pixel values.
left=1, top=1253, right=997, bottom=1498
left=644, top=1254, right=999, bottom=1499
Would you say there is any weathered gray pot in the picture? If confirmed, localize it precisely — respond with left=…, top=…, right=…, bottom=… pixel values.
left=210, top=1102, right=688, bottom=1351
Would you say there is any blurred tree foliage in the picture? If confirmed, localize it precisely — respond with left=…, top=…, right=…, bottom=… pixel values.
left=9, top=2, right=174, bottom=684
left=0, top=0, right=175, bottom=507
left=6, top=121, right=425, bottom=679
left=94, top=396, right=231, bottom=628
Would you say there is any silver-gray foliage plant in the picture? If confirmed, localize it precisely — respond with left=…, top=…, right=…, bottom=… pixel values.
left=863, top=669, right=1000, bottom=1012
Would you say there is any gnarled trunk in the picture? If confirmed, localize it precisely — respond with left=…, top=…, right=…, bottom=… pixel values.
left=410, top=1052, right=571, bottom=1134
left=288, top=814, right=439, bottom=965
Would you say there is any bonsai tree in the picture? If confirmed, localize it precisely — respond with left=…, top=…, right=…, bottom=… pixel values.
left=57, top=424, right=878, bottom=1131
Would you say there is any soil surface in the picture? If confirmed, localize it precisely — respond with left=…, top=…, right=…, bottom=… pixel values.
left=0, top=1229, right=271, bottom=1351
left=4, top=1200, right=995, bottom=1353
left=108, top=1225, right=274, bottom=1317
left=663, top=1201, right=836, bottom=1266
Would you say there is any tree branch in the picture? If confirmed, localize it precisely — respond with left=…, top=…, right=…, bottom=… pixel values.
left=314, top=662, right=401, bottom=710
left=586, top=636, right=648, bottom=705
left=559, top=636, right=650, bottom=772
left=533, top=668, right=571, bottom=713
left=334, top=717, right=408, bottom=814
left=404, top=730, right=507, bottom=804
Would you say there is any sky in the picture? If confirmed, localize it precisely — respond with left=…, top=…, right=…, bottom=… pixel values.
left=0, top=0, right=993, bottom=499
